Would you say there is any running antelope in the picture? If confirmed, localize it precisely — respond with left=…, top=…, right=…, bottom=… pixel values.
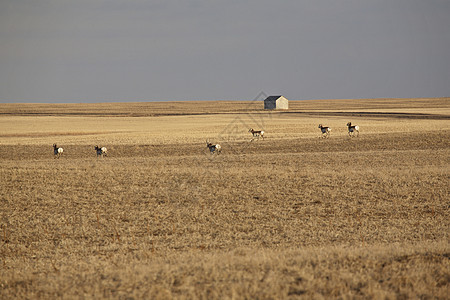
left=95, top=146, right=108, bottom=157
left=346, top=122, right=360, bottom=137
left=53, top=144, right=63, bottom=158
left=318, top=124, right=331, bottom=138
left=206, top=140, right=222, bottom=155
left=248, top=128, right=265, bottom=141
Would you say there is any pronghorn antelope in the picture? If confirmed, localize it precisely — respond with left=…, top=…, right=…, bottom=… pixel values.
left=346, top=122, right=360, bottom=137
left=95, top=146, right=108, bottom=157
left=53, top=144, right=63, bottom=158
left=248, top=128, right=265, bottom=141
left=206, top=140, right=221, bottom=155
left=318, top=124, right=331, bottom=138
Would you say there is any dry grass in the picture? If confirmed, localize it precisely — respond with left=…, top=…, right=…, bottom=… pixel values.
left=0, top=98, right=449, bottom=299
left=1, top=97, right=449, bottom=116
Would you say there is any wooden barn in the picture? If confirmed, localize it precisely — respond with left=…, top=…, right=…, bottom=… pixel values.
left=264, top=95, right=289, bottom=110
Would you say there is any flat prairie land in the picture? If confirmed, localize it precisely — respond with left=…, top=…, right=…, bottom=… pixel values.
left=0, top=98, right=449, bottom=299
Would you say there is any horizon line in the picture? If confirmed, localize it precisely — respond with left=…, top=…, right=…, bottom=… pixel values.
left=1, top=96, right=448, bottom=105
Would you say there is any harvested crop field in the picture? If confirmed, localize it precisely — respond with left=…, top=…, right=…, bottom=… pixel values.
left=1, top=98, right=449, bottom=299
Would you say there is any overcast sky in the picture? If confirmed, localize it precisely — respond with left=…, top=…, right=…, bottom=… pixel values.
left=1, top=0, right=449, bottom=103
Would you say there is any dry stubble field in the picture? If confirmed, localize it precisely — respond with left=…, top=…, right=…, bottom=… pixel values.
left=0, top=98, right=449, bottom=299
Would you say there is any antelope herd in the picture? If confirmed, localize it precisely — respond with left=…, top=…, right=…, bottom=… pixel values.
left=52, top=145, right=108, bottom=158
left=52, top=122, right=360, bottom=158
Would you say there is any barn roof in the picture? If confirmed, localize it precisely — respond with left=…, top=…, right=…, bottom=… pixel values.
left=264, top=95, right=285, bottom=101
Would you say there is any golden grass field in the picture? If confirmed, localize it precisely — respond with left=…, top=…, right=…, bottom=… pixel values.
left=0, top=98, right=449, bottom=299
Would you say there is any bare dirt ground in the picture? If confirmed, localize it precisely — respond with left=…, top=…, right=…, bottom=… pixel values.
left=0, top=98, right=449, bottom=299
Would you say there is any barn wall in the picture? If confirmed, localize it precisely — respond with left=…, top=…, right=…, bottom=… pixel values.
left=276, top=97, right=289, bottom=109
left=264, top=100, right=276, bottom=109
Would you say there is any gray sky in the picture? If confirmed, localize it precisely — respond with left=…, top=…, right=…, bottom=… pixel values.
left=1, top=0, right=449, bottom=103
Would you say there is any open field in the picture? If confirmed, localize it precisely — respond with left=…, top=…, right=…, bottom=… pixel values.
left=1, top=98, right=449, bottom=299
